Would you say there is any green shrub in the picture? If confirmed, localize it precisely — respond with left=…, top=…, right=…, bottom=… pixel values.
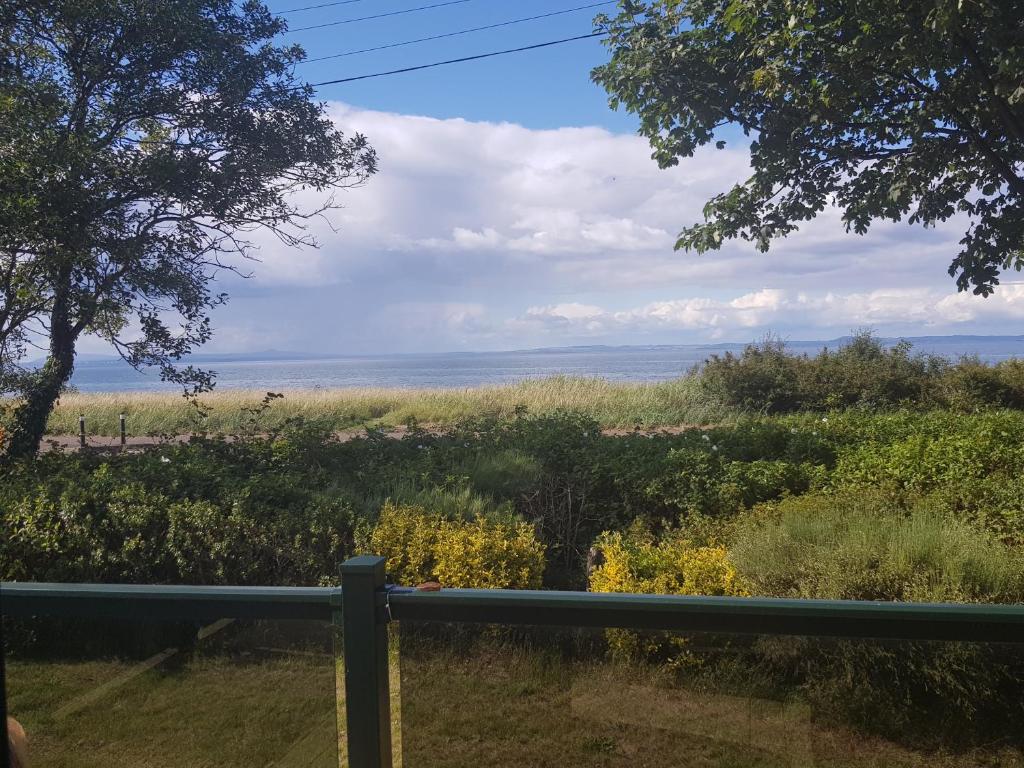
left=747, top=633, right=1024, bottom=747
left=693, top=331, right=1024, bottom=413
left=384, top=482, right=514, bottom=521
left=644, top=449, right=824, bottom=517
left=0, top=436, right=361, bottom=585
left=730, top=491, right=1024, bottom=602
left=4, top=408, right=1023, bottom=596
left=456, top=449, right=543, bottom=500
left=941, top=357, right=1024, bottom=410
left=804, top=334, right=945, bottom=409
left=925, top=474, right=1024, bottom=547
left=726, top=491, right=1024, bottom=746
left=825, top=411, right=1024, bottom=545
left=699, top=335, right=806, bottom=413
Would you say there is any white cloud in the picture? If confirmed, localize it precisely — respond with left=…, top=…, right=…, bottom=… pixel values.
left=203, top=103, right=1022, bottom=353
left=507, top=287, right=1024, bottom=343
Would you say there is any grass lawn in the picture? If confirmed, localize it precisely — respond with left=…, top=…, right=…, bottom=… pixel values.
left=7, top=623, right=1023, bottom=768
left=397, top=643, right=1024, bottom=768
left=5, top=620, right=340, bottom=768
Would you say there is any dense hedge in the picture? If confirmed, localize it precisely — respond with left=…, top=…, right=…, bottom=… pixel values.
left=4, top=407, right=1024, bottom=747
left=4, top=408, right=1024, bottom=587
left=588, top=493, right=1024, bottom=746
left=699, top=332, right=1024, bottom=413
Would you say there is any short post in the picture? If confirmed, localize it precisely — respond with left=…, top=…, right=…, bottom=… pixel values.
left=79, top=414, right=86, bottom=448
left=340, top=555, right=393, bottom=768
left=119, top=413, right=126, bottom=447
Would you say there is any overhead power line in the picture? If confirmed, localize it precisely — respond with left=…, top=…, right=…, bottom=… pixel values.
left=302, top=1, right=613, bottom=63
left=306, top=32, right=603, bottom=87
left=287, top=0, right=472, bottom=33
left=276, top=0, right=367, bottom=15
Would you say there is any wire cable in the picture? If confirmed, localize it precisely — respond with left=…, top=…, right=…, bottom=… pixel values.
left=287, top=0, right=472, bottom=33
left=301, top=1, right=612, bottom=63
left=276, top=0, right=367, bottom=15
left=306, top=31, right=603, bottom=87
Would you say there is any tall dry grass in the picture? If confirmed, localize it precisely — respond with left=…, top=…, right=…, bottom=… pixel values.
left=33, top=375, right=733, bottom=435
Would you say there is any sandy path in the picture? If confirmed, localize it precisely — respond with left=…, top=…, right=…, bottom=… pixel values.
left=38, top=424, right=702, bottom=453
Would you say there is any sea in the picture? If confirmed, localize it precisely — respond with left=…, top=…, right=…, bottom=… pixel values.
left=65, top=335, right=1024, bottom=393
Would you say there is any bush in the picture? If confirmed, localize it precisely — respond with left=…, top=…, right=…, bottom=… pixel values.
left=698, top=335, right=806, bottom=413
left=747, top=633, right=1024, bottom=747
left=588, top=524, right=747, bottom=669
left=729, top=491, right=1024, bottom=602
left=727, top=492, right=1024, bottom=746
left=4, top=407, right=1023, bottom=594
left=826, top=411, right=1024, bottom=545
left=456, top=449, right=543, bottom=500
left=0, top=437, right=360, bottom=585
left=369, top=501, right=544, bottom=588
left=589, top=526, right=747, bottom=597
left=804, top=334, right=945, bottom=410
left=940, top=357, right=1024, bottom=410
left=643, top=448, right=824, bottom=517
left=699, top=332, right=950, bottom=413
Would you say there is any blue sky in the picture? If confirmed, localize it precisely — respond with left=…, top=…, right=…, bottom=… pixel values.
left=84, top=1, right=1024, bottom=356
left=278, top=0, right=634, bottom=131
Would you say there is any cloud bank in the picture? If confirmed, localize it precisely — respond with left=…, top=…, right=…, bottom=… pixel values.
left=204, top=103, right=1022, bottom=353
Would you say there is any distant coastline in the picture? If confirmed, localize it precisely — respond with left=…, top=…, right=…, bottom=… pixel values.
left=56, top=333, right=1024, bottom=365
left=60, top=334, right=1024, bottom=394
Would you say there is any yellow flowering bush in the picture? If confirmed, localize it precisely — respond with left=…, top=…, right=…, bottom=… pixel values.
left=370, top=501, right=544, bottom=589
left=589, top=528, right=747, bottom=598
left=589, top=526, right=747, bottom=667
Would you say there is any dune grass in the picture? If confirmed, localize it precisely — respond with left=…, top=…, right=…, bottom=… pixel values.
left=34, top=375, right=735, bottom=436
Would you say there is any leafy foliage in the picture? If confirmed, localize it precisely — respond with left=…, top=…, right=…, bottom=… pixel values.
left=369, top=500, right=545, bottom=589
left=589, top=525, right=747, bottom=597
left=700, top=332, right=950, bottom=412
left=590, top=487, right=1024, bottom=747
left=0, top=0, right=376, bottom=458
left=593, top=0, right=1024, bottom=295
left=730, top=491, right=1024, bottom=602
left=3, top=404, right=1024, bottom=591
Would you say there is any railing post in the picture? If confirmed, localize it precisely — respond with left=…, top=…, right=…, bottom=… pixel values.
left=340, top=555, right=393, bottom=768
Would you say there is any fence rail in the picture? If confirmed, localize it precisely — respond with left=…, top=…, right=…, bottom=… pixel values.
left=1, top=581, right=340, bottom=620
left=4, top=556, right=1024, bottom=768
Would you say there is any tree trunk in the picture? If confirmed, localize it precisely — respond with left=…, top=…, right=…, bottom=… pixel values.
left=3, top=283, right=77, bottom=460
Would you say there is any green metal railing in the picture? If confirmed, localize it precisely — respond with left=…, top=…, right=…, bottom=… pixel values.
left=4, top=555, right=1024, bottom=768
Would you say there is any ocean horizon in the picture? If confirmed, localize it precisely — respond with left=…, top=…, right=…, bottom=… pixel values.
left=63, top=335, right=1024, bottom=393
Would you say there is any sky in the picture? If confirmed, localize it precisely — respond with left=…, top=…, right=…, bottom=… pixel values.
left=83, top=0, right=1024, bottom=356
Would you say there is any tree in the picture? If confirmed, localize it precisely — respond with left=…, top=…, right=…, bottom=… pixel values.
left=0, top=0, right=377, bottom=458
left=592, top=1, right=1024, bottom=295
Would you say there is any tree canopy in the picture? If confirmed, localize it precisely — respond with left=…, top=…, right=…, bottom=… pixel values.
left=592, top=0, right=1024, bottom=295
left=0, top=0, right=377, bottom=457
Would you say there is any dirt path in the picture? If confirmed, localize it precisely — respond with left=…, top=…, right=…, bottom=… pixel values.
left=40, top=424, right=704, bottom=453
left=39, top=428, right=405, bottom=453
